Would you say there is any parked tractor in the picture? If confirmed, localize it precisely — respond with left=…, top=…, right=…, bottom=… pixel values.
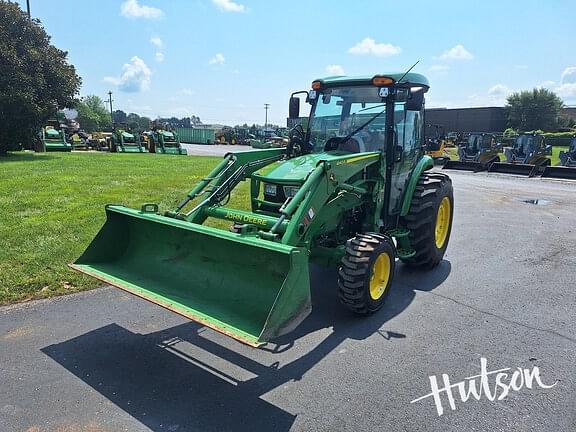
left=72, top=72, right=454, bottom=347
left=109, top=126, right=147, bottom=153
left=425, top=124, right=450, bottom=164
left=40, top=120, right=72, bottom=152
left=149, top=129, right=188, bottom=155
left=489, top=133, right=551, bottom=177
left=88, top=132, right=111, bottom=151
left=542, top=136, right=576, bottom=179
left=443, top=133, right=502, bottom=172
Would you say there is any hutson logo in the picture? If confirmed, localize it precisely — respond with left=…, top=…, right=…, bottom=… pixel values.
left=410, top=357, right=558, bottom=416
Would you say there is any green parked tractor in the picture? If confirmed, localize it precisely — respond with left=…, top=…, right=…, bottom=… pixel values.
left=149, top=129, right=188, bottom=155
left=71, top=72, right=454, bottom=347
left=40, top=121, right=72, bottom=152
left=109, top=126, right=147, bottom=153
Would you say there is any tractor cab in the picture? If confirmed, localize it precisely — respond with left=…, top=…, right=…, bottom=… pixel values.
left=287, top=74, right=428, bottom=156
left=506, top=134, right=551, bottom=162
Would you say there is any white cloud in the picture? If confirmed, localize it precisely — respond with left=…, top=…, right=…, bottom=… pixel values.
left=181, top=88, right=195, bottom=96
left=348, top=37, right=401, bottom=57
left=554, top=67, right=576, bottom=98
left=439, top=44, right=473, bottom=60
left=557, top=83, right=576, bottom=98
left=212, top=0, right=245, bottom=13
left=428, top=64, right=449, bottom=73
left=150, top=36, right=163, bottom=48
left=561, top=67, right=576, bottom=84
left=209, top=53, right=225, bottom=65
left=326, top=64, right=345, bottom=75
left=120, top=0, right=163, bottom=19
left=488, top=84, right=511, bottom=97
left=539, top=80, right=556, bottom=89
left=104, top=56, right=152, bottom=93
left=514, top=64, right=528, bottom=70
left=155, top=52, right=165, bottom=62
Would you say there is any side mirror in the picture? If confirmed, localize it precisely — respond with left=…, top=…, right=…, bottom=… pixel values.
left=406, top=89, right=425, bottom=111
left=289, top=97, right=300, bottom=119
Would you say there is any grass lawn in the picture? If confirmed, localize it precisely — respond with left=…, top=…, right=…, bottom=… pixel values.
left=0, top=151, right=251, bottom=304
left=445, top=145, right=568, bottom=165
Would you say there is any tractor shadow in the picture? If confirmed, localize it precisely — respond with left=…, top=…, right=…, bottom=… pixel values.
left=41, top=260, right=451, bottom=432
left=0, top=152, right=58, bottom=162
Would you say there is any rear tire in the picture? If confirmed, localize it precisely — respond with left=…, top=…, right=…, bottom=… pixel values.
left=338, top=233, right=396, bottom=315
left=401, top=172, right=453, bottom=269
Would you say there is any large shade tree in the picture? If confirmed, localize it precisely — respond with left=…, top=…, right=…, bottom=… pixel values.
left=505, top=88, right=564, bottom=132
left=0, top=1, right=81, bottom=154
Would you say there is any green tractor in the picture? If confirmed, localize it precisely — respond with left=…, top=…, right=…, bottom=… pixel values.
left=488, top=133, right=551, bottom=177
left=109, top=126, right=147, bottom=153
left=443, top=133, right=502, bottom=172
left=149, top=129, right=188, bottom=155
left=40, top=120, right=72, bottom=152
left=71, top=72, right=454, bottom=347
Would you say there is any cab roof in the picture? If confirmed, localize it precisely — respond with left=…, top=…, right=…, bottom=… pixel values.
left=313, top=72, right=430, bottom=89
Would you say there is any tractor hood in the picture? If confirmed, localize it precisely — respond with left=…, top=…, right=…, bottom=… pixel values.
left=254, top=151, right=379, bottom=183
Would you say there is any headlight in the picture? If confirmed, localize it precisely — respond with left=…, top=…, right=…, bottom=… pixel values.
left=283, top=186, right=299, bottom=198
left=264, top=184, right=277, bottom=196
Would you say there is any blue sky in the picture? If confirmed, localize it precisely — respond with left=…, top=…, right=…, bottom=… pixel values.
left=15, top=0, right=576, bottom=125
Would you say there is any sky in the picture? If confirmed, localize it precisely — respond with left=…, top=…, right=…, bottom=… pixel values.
left=13, top=0, right=576, bottom=126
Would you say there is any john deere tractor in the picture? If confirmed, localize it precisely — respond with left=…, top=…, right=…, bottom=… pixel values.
left=541, top=136, right=576, bottom=180
left=443, top=133, right=502, bottom=172
left=149, top=129, right=188, bottom=155
left=40, top=120, right=72, bottom=152
left=72, top=72, right=454, bottom=347
left=489, top=133, right=551, bottom=177
left=109, top=125, right=147, bottom=153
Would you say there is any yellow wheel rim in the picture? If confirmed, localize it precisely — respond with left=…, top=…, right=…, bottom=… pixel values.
left=369, top=252, right=391, bottom=300
left=435, top=196, right=451, bottom=249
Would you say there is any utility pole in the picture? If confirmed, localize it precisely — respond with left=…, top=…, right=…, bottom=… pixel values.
left=26, top=0, right=31, bottom=18
left=264, top=103, right=270, bottom=130
left=107, top=91, right=114, bottom=127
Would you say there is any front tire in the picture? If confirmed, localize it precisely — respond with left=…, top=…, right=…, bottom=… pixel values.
left=338, top=233, right=396, bottom=315
left=401, top=172, right=454, bottom=268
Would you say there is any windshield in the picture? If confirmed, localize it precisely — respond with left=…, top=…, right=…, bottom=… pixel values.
left=467, top=135, right=492, bottom=149
left=308, top=86, right=415, bottom=153
left=515, top=135, right=542, bottom=153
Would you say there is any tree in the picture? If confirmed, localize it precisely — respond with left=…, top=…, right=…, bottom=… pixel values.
left=505, top=88, right=564, bottom=132
left=76, top=95, right=111, bottom=132
left=126, top=113, right=141, bottom=131
left=0, top=2, right=81, bottom=154
left=113, top=110, right=127, bottom=124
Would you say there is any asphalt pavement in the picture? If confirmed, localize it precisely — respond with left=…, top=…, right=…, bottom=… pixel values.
left=1, top=170, right=575, bottom=432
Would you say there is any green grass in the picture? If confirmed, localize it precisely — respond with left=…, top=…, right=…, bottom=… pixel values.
left=445, top=145, right=568, bottom=165
left=0, top=151, right=251, bottom=304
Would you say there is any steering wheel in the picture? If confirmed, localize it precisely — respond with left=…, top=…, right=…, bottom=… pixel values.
left=324, top=137, right=360, bottom=153
left=287, top=124, right=306, bottom=156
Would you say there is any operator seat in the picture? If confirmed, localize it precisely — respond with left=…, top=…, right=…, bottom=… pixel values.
left=337, top=136, right=366, bottom=153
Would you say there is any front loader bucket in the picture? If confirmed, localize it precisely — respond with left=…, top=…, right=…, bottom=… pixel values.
left=71, top=206, right=311, bottom=347
left=443, top=160, right=486, bottom=172
left=541, top=166, right=576, bottom=180
left=488, top=162, right=537, bottom=177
